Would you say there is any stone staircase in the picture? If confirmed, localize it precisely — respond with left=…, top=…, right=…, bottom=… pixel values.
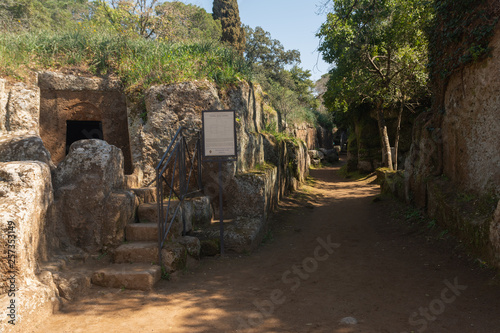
left=90, top=186, right=208, bottom=291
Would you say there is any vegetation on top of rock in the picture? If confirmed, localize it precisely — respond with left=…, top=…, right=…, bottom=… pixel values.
left=428, top=0, right=500, bottom=112
left=0, top=0, right=328, bottom=131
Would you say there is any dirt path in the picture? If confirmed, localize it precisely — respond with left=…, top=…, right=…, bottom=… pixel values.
left=32, top=162, right=500, bottom=333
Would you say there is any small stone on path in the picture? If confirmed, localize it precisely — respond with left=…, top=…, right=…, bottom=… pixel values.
left=340, top=317, right=358, bottom=325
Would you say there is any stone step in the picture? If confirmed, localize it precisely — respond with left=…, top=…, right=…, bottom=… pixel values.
left=91, top=263, right=161, bottom=291
left=137, top=201, right=181, bottom=223
left=126, top=223, right=158, bottom=242
left=130, top=187, right=157, bottom=204
left=114, top=242, right=158, bottom=264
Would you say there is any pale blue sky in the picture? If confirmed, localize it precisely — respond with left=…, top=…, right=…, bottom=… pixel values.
left=177, top=0, right=331, bottom=81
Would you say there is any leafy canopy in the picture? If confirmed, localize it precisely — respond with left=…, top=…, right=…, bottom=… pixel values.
left=317, top=0, right=432, bottom=115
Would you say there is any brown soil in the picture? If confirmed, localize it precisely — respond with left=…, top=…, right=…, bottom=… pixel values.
left=31, top=162, right=500, bottom=333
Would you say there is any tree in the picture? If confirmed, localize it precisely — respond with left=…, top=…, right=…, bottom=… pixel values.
left=212, top=0, right=245, bottom=54
left=155, top=2, right=221, bottom=43
left=0, top=0, right=88, bottom=31
left=317, top=0, right=432, bottom=170
left=92, top=0, right=158, bottom=39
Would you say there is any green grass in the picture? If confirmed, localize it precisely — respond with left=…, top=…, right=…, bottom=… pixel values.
left=0, top=24, right=251, bottom=90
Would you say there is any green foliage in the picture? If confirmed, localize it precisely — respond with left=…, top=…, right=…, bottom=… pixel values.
left=428, top=0, right=499, bottom=111
left=318, top=0, right=432, bottom=114
left=89, top=0, right=158, bottom=39
left=0, top=24, right=251, bottom=87
left=155, top=2, right=221, bottom=43
left=212, top=0, right=245, bottom=54
left=0, top=0, right=88, bottom=32
left=243, top=25, right=322, bottom=129
left=244, top=25, right=300, bottom=78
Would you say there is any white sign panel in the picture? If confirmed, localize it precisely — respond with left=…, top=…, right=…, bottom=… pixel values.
left=202, top=110, right=237, bottom=157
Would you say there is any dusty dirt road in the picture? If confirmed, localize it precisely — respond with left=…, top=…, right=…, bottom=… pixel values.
left=31, top=163, right=500, bottom=333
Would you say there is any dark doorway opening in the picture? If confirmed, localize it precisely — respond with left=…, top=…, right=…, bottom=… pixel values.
left=66, top=120, right=104, bottom=155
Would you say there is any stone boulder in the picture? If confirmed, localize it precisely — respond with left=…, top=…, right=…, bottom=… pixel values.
left=0, top=161, right=58, bottom=331
left=129, top=81, right=221, bottom=185
left=54, top=140, right=136, bottom=253
left=308, top=149, right=325, bottom=161
left=183, top=196, right=213, bottom=229
left=55, top=139, right=124, bottom=192
left=0, top=134, right=55, bottom=170
left=0, top=81, right=40, bottom=135
left=319, top=148, right=339, bottom=164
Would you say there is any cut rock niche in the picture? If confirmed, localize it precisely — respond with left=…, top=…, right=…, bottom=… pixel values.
left=38, top=72, right=133, bottom=174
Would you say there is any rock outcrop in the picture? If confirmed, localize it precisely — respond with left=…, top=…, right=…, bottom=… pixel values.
left=0, top=134, right=55, bottom=170
left=0, top=79, right=40, bottom=136
left=54, top=140, right=136, bottom=253
left=403, top=25, right=500, bottom=268
left=0, top=161, right=58, bottom=332
left=130, top=80, right=310, bottom=221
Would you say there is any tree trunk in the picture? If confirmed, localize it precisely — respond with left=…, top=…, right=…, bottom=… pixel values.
left=393, top=96, right=404, bottom=170
left=376, top=105, right=393, bottom=170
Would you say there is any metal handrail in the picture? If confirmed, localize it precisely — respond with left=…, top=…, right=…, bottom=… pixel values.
left=155, top=127, right=203, bottom=268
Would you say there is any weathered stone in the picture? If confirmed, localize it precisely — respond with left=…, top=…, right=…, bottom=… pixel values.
left=51, top=270, right=91, bottom=301
left=55, top=139, right=124, bottom=191
left=54, top=140, right=136, bottom=253
left=130, top=81, right=221, bottom=184
left=376, top=168, right=405, bottom=199
left=202, top=217, right=267, bottom=254
left=131, top=186, right=157, bottom=204
left=324, top=149, right=339, bottom=163
left=441, top=29, right=500, bottom=194
left=126, top=223, right=158, bottom=242
left=114, top=242, right=158, bottom=264
left=200, top=239, right=220, bottom=257
left=0, top=161, right=58, bottom=331
left=161, top=242, right=187, bottom=273
left=136, top=202, right=183, bottom=236
left=184, top=196, right=213, bottom=228
left=0, top=82, right=40, bottom=135
left=0, top=162, right=53, bottom=287
left=38, top=71, right=133, bottom=173
left=0, top=78, right=6, bottom=132
left=101, top=191, right=136, bottom=249
left=177, top=236, right=201, bottom=259
left=308, top=149, right=325, bottom=160
left=0, top=134, right=55, bottom=169
left=293, top=123, right=318, bottom=150
left=91, top=264, right=161, bottom=291
left=124, top=167, right=144, bottom=189
left=38, top=71, right=122, bottom=91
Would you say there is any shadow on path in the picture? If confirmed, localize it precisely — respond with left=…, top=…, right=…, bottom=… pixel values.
left=32, top=163, right=500, bottom=333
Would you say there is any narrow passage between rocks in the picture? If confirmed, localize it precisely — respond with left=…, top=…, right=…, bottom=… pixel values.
left=32, top=162, right=500, bottom=333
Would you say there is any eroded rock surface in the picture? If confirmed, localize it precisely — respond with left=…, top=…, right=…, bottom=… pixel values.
left=0, top=79, right=40, bottom=136
left=0, top=161, right=58, bottom=331
left=54, top=140, right=136, bottom=253
left=0, top=134, right=55, bottom=169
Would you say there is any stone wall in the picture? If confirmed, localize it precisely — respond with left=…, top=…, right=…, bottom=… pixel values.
left=38, top=72, right=134, bottom=174
left=0, top=79, right=40, bottom=136
left=404, top=26, right=500, bottom=268
left=0, top=162, right=58, bottom=332
left=129, top=80, right=310, bottom=220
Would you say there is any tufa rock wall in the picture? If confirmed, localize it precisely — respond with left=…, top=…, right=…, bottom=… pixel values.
left=130, top=80, right=310, bottom=220
left=405, top=25, right=500, bottom=268
left=0, top=162, right=59, bottom=332
left=0, top=78, right=40, bottom=136
left=38, top=72, right=134, bottom=174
